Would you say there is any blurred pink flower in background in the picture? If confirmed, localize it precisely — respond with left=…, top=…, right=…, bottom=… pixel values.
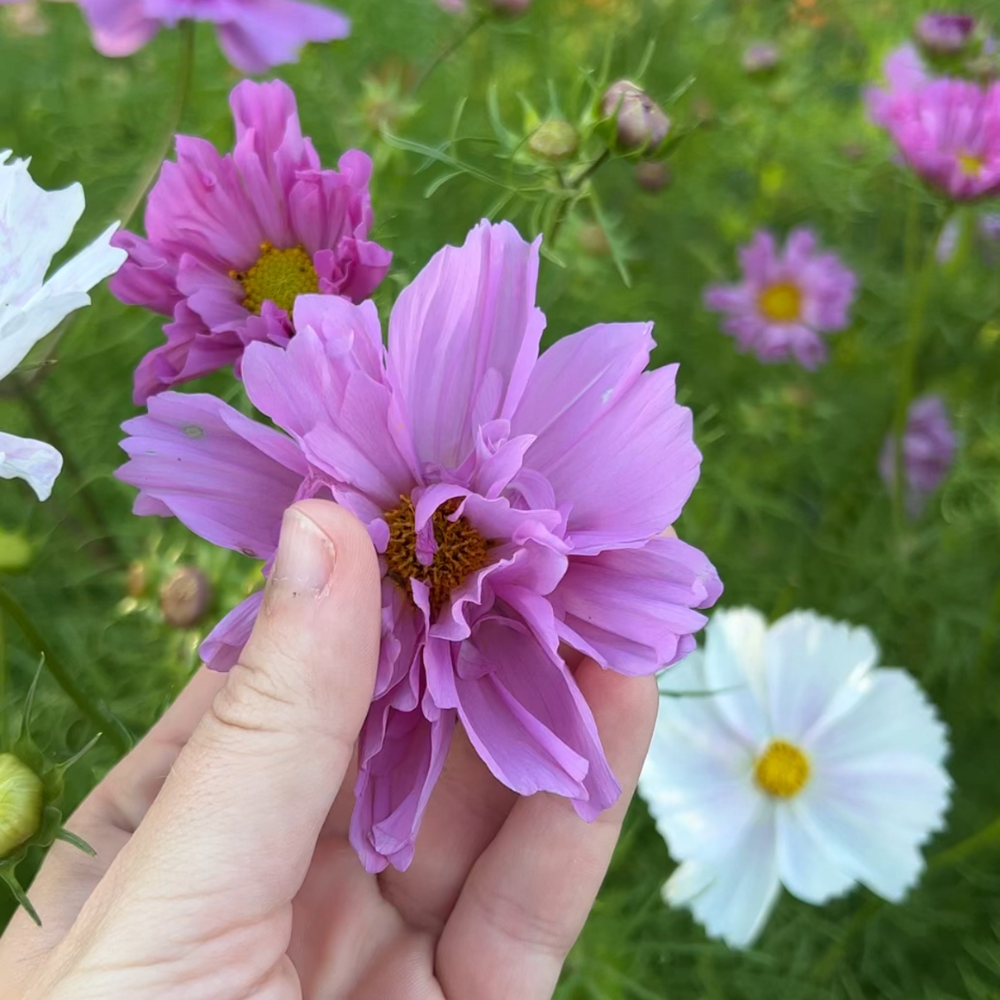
left=915, top=13, right=977, bottom=55
left=866, top=44, right=930, bottom=126
left=880, top=395, right=957, bottom=516
left=111, top=79, right=391, bottom=403
left=435, top=0, right=532, bottom=13
left=704, top=228, right=857, bottom=369
left=872, top=77, right=1000, bottom=200
left=117, top=220, right=722, bottom=874
left=76, top=0, right=349, bottom=73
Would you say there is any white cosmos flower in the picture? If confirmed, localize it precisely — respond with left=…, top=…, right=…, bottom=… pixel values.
left=0, top=150, right=126, bottom=500
left=638, top=607, right=951, bottom=949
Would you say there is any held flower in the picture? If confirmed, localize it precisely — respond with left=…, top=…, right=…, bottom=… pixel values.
left=111, top=79, right=391, bottom=404
left=76, top=0, right=349, bottom=74
left=879, top=395, right=957, bottom=516
left=639, top=608, right=951, bottom=949
left=117, top=220, right=722, bottom=874
left=0, top=152, right=126, bottom=500
left=703, top=228, right=856, bottom=369
left=871, top=76, right=1000, bottom=200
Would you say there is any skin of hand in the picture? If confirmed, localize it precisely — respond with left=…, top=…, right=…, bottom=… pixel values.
left=0, top=500, right=658, bottom=1000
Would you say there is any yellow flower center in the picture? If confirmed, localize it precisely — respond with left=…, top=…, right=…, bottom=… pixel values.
left=230, top=242, right=319, bottom=316
left=754, top=739, right=810, bottom=798
left=0, top=753, right=44, bottom=857
left=758, top=282, right=803, bottom=323
left=958, top=152, right=984, bottom=177
left=384, top=496, right=492, bottom=615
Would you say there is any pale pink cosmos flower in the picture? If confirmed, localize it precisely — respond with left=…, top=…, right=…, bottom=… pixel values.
left=111, top=79, right=391, bottom=403
left=703, top=228, right=857, bottom=369
left=76, top=0, right=349, bottom=73
left=117, top=220, right=722, bottom=874
left=866, top=44, right=930, bottom=127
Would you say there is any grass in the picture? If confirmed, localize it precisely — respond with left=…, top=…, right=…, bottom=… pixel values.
left=1, top=0, right=1000, bottom=996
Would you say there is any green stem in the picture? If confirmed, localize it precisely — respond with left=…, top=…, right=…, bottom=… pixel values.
left=891, top=204, right=952, bottom=532
left=117, top=20, right=196, bottom=227
left=413, top=12, right=488, bottom=93
left=928, top=815, right=1000, bottom=870
left=0, top=587, right=129, bottom=754
left=548, top=151, right=612, bottom=249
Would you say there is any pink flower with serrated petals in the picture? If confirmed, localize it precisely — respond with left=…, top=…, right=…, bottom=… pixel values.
left=703, top=228, right=856, bottom=369
left=111, top=79, right=391, bottom=404
left=116, top=220, right=722, bottom=874
left=76, top=0, right=349, bottom=73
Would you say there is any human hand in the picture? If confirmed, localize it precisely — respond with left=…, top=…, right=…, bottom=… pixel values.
left=0, top=500, right=658, bottom=1000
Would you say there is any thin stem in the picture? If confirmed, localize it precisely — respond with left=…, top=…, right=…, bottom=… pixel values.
left=928, top=815, right=1000, bottom=870
left=891, top=204, right=952, bottom=531
left=12, top=377, right=123, bottom=562
left=117, top=20, right=196, bottom=227
left=0, top=587, right=129, bottom=754
left=570, top=148, right=611, bottom=190
left=548, top=151, right=613, bottom=249
left=413, top=12, right=488, bottom=93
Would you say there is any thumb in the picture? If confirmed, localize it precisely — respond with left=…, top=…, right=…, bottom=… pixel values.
left=110, top=500, right=380, bottom=918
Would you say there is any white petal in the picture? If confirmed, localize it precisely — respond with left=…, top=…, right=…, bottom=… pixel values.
left=702, top=607, right=771, bottom=747
left=666, top=805, right=782, bottom=949
left=807, top=667, right=949, bottom=766
left=792, top=756, right=950, bottom=902
left=0, top=155, right=85, bottom=307
left=0, top=222, right=125, bottom=380
left=766, top=610, right=878, bottom=741
left=642, top=648, right=762, bottom=862
left=775, top=800, right=855, bottom=904
left=0, top=431, right=63, bottom=500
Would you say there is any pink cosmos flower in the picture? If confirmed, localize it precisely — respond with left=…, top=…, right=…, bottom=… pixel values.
left=866, top=44, right=930, bottom=127
left=76, top=0, right=349, bottom=73
left=111, top=79, right=391, bottom=404
left=117, top=220, right=722, bottom=874
left=879, top=395, right=957, bottom=516
left=871, top=77, right=1000, bottom=200
left=703, top=228, right=857, bottom=369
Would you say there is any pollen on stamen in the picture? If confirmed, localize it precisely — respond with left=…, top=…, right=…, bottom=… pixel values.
left=229, top=241, right=319, bottom=316
left=384, top=496, right=492, bottom=615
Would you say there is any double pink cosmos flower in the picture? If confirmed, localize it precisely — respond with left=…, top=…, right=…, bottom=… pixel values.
left=110, top=80, right=391, bottom=404
left=117, top=220, right=722, bottom=873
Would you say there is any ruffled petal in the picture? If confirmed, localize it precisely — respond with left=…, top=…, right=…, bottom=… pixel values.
left=200, top=590, right=265, bottom=673
left=77, top=0, right=160, bottom=56
left=453, top=618, right=620, bottom=818
left=387, top=220, right=545, bottom=470
left=117, top=392, right=306, bottom=559
left=350, top=704, right=455, bottom=873
left=554, top=536, right=722, bottom=675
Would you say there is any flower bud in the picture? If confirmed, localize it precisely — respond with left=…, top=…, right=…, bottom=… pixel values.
left=601, top=80, right=671, bottom=152
left=635, top=160, right=671, bottom=192
left=528, top=120, right=579, bottom=162
left=915, top=13, right=977, bottom=54
left=491, top=0, right=532, bottom=12
left=0, top=754, right=44, bottom=857
left=578, top=223, right=611, bottom=257
left=159, top=566, right=212, bottom=628
left=742, top=41, right=780, bottom=75
left=126, top=560, right=148, bottom=598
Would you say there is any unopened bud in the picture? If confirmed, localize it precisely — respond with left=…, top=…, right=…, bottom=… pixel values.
left=915, top=13, right=977, bottom=54
left=491, top=0, right=532, bottom=12
left=528, top=120, right=579, bottom=162
left=742, top=41, right=780, bottom=75
left=126, top=560, right=148, bottom=598
left=0, top=754, right=44, bottom=857
left=601, top=80, right=670, bottom=152
left=635, top=161, right=671, bottom=192
left=159, top=566, right=212, bottom=628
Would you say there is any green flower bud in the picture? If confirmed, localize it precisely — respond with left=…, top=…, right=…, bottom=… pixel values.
left=0, top=754, right=44, bottom=857
left=528, top=120, right=579, bottom=162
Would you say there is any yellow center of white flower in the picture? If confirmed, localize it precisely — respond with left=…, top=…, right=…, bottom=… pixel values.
left=384, top=497, right=492, bottom=615
left=754, top=739, right=810, bottom=798
left=758, top=282, right=803, bottom=323
left=958, top=152, right=984, bottom=177
left=0, top=753, right=44, bottom=857
left=230, top=242, right=319, bottom=316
